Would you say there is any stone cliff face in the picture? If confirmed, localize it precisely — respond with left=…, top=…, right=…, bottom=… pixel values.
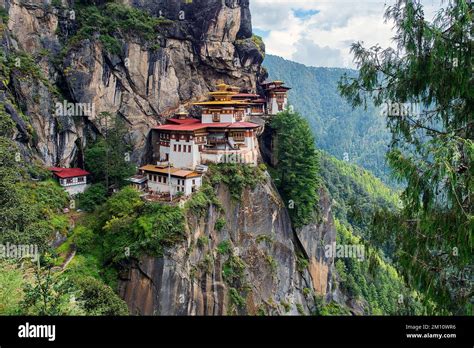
left=1, top=0, right=337, bottom=315
left=119, top=175, right=336, bottom=315
left=1, top=0, right=265, bottom=165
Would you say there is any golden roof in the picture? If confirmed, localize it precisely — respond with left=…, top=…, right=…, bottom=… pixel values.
left=193, top=100, right=250, bottom=106
left=139, top=165, right=201, bottom=178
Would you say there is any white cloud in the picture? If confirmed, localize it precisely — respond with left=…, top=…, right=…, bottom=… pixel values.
left=292, top=38, right=344, bottom=67
left=250, top=0, right=443, bottom=68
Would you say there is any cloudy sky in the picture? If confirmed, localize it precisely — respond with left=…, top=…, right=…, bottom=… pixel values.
left=250, top=0, right=441, bottom=68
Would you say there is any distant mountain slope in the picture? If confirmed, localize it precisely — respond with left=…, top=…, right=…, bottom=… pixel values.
left=319, top=151, right=398, bottom=244
left=263, top=54, right=393, bottom=185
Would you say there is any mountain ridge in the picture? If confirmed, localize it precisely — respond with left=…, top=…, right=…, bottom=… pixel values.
left=263, top=54, right=394, bottom=186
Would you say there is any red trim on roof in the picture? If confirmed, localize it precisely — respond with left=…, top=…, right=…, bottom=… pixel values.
left=48, top=167, right=90, bottom=178
left=153, top=123, right=209, bottom=131
left=203, top=122, right=260, bottom=129
left=201, top=122, right=232, bottom=128
left=154, top=121, right=261, bottom=132
left=227, top=122, right=261, bottom=128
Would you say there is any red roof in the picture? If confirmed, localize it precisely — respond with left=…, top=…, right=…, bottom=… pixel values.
left=154, top=123, right=209, bottom=131
left=48, top=167, right=90, bottom=178
left=167, top=118, right=200, bottom=125
left=201, top=122, right=232, bottom=128
left=202, top=122, right=260, bottom=129
left=154, top=121, right=261, bottom=132
left=227, top=122, right=261, bottom=128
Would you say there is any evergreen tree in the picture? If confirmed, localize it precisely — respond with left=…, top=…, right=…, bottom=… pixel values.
left=338, top=0, right=473, bottom=313
left=271, top=109, right=321, bottom=228
left=85, top=112, right=135, bottom=190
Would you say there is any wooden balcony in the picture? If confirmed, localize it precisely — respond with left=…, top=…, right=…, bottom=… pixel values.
left=208, top=138, right=228, bottom=145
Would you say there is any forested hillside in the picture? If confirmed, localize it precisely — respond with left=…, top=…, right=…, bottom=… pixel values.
left=319, top=152, right=398, bottom=236
left=268, top=111, right=431, bottom=315
left=263, top=55, right=393, bottom=185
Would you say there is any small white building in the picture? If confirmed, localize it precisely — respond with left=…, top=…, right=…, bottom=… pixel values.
left=126, top=175, right=148, bottom=191
left=261, top=81, right=291, bottom=115
left=139, top=164, right=202, bottom=196
left=48, top=167, right=90, bottom=196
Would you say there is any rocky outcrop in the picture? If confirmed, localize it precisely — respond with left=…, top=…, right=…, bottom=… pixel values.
left=1, top=0, right=338, bottom=316
left=1, top=0, right=265, bottom=165
left=119, top=174, right=336, bottom=315
left=296, top=188, right=336, bottom=297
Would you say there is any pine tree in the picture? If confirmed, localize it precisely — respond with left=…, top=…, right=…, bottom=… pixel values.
left=271, top=109, right=321, bottom=228
left=339, top=0, right=473, bottom=314
left=85, top=112, right=135, bottom=190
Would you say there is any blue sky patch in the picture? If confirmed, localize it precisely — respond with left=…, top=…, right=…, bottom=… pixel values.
left=292, top=8, right=320, bottom=19
left=253, top=28, right=271, bottom=38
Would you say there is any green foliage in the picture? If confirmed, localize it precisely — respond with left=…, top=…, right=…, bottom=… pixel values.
left=26, top=164, right=52, bottom=181
left=335, top=220, right=432, bottom=315
left=217, top=240, right=232, bottom=255
left=296, top=253, right=309, bottom=272
left=85, top=113, right=135, bottom=189
left=70, top=276, right=129, bottom=315
left=319, top=302, right=352, bottom=316
left=7, top=51, right=49, bottom=84
left=196, top=235, right=209, bottom=248
left=0, top=174, right=70, bottom=251
left=94, top=188, right=185, bottom=261
left=99, top=186, right=143, bottom=222
left=209, top=163, right=266, bottom=201
left=251, top=34, right=264, bottom=48
left=296, top=303, right=305, bottom=315
left=76, top=183, right=107, bottom=212
left=0, top=104, right=15, bottom=138
left=51, top=0, right=62, bottom=8
left=184, top=182, right=221, bottom=217
left=0, top=261, right=23, bottom=315
left=130, top=203, right=185, bottom=256
left=65, top=251, right=102, bottom=281
left=81, top=187, right=184, bottom=262
left=72, top=225, right=96, bottom=252
left=215, top=217, right=226, bottom=232
left=270, top=109, right=321, bottom=228
left=251, top=34, right=265, bottom=57
left=338, top=0, right=473, bottom=314
left=0, top=258, right=128, bottom=316
left=68, top=2, right=171, bottom=54
left=256, top=234, right=273, bottom=244
left=320, top=152, right=399, bottom=253
left=264, top=54, right=393, bottom=186
left=265, top=254, right=277, bottom=273
left=28, top=180, right=70, bottom=212
left=0, top=50, right=57, bottom=97
left=222, top=255, right=246, bottom=285
left=98, top=35, right=122, bottom=56
left=280, top=300, right=291, bottom=313
left=0, top=6, right=8, bottom=22
left=20, top=264, right=83, bottom=316
left=229, top=287, right=246, bottom=308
